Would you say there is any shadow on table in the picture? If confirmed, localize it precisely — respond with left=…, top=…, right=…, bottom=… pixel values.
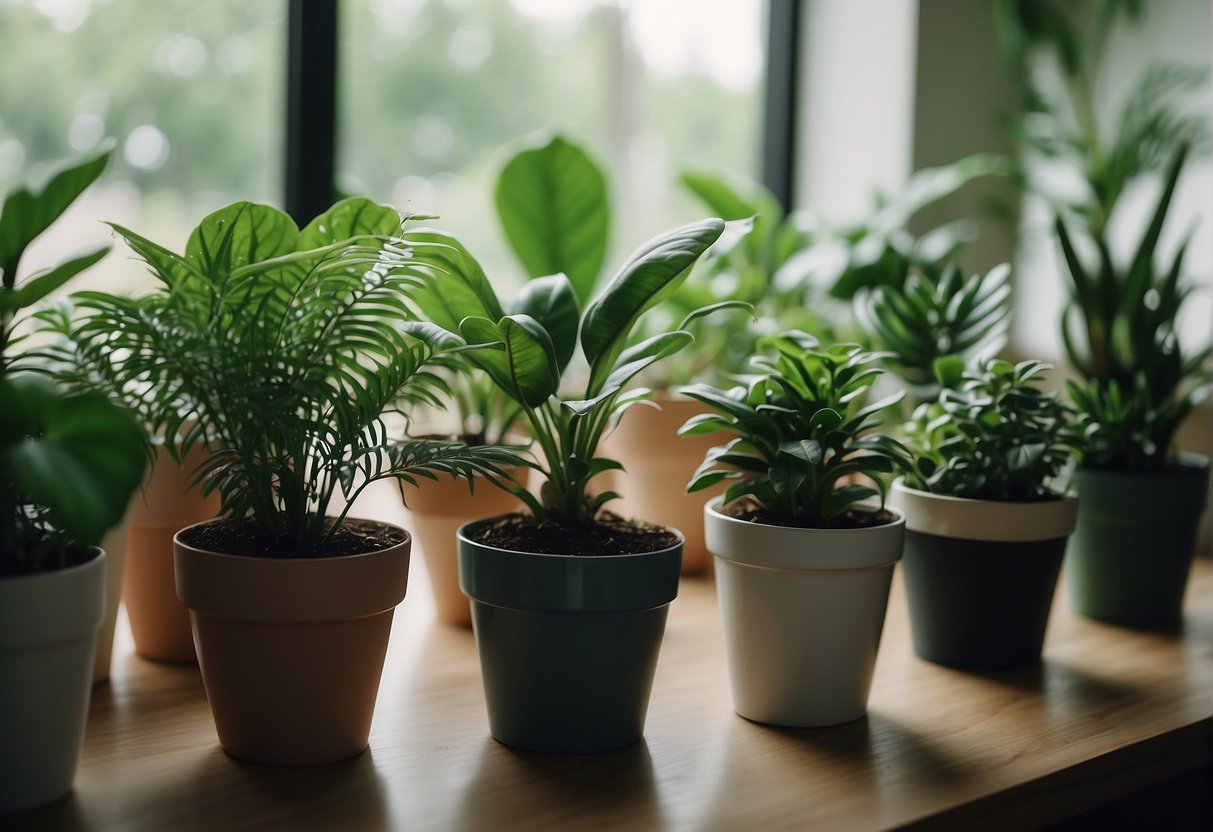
left=961, top=658, right=1147, bottom=707
left=454, top=736, right=664, bottom=832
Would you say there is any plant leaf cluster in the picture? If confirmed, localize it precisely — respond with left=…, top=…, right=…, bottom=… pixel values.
left=43, top=198, right=521, bottom=550
left=1056, top=145, right=1210, bottom=472
left=409, top=218, right=725, bottom=527
left=856, top=262, right=1011, bottom=402
left=0, top=145, right=146, bottom=575
left=903, top=358, right=1077, bottom=502
left=680, top=331, right=913, bottom=525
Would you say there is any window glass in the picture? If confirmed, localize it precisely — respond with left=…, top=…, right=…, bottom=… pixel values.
left=340, top=0, right=765, bottom=286
left=0, top=0, right=285, bottom=293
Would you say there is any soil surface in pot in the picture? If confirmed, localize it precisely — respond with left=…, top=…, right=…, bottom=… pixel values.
left=467, top=512, right=679, bottom=555
left=2, top=540, right=97, bottom=578
left=178, top=518, right=405, bottom=558
left=723, top=499, right=898, bottom=530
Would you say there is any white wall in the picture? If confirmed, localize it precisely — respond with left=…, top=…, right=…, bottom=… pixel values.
left=793, top=0, right=919, bottom=222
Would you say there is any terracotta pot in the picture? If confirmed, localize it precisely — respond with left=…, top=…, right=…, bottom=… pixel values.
left=123, top=444, right=220, bottom=663
left=705, top=498, right=905, bottom=727
left=174, top=520, right=411, bottom=766
left=459, top=518, right=682, bottom=753
left=400, top=469, right=523, bottom=627
left=94, top=518, right=129, bottom=683
left=606, top=394, right=727, bottom=575
left=891, top=481, right=1078, bottom=670
left=0, top=550, right=105, bottom=811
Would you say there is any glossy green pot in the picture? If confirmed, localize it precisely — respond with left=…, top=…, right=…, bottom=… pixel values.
left=458, top=518, right=681, bottom=754
left=1067, top=454, right=1210, bottom=626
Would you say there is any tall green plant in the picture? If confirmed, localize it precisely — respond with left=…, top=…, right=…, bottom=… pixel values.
left=410, top=218, right=724, bottom=526
left=46, top=199, right=520, bottom=551
left=1, top=146, right=146, bottom=575
left=1056, top=145, right=1210, bottom=472
left=679, top=332, right=913, bottom=525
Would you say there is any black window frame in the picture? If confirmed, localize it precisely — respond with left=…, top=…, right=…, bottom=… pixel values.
left=283, top=0, right=801, bottom=224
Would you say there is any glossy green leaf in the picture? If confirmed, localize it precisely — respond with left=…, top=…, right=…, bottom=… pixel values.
left=510, top=273, right=580, bottom=373
left=406, top=229, right=505, bottom=330
left=184, top=202, right=299, bottom=280
left=581, top=218, right=724, bottom=394
left=495, top=134, right=609, bottom=304
left=460, top=314, right=559, bottom=408
left=0, top=246, right=108, bottom=311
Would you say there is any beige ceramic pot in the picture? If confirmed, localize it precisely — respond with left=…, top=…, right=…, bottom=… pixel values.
left=123, top=443, right=220, bottom=663
left=606, top=394, right=727, bottom=575
left=174, top=519, right=412, bottom=766
left=400, top=469, right=523, bottom=627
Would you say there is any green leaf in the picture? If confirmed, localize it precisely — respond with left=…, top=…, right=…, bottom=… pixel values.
left=0, top=143, right=111, bottom=284
left=581, top=218, right=724, bottom=394
left=299, top=197, right=402, bottom=247
left=460, top=314, right=560, bottom=407
left=933, top=355, right=966, bottom=389
left=495, top=134, right=609, bottom=304
left=185, top=202, right=299, bottom=280
left=510, top=273, right=580, bottom=373
left=407, top=229, right=505, bottom=330
left=3, top=375, right=146, bottom=545
left=821, top=484, right=879, bottom=520
left=0, top=246, right=108, bottom=311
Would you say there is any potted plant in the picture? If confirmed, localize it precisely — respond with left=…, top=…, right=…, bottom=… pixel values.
left=1056, top=146, right=1210, bottom=625
left=56, top=197, right=521, bottom=765
left=412, top=217, right=725, bottom=753
left=0, top=147, right=146, bottom=810
left=892, top=358, right=1079, bottom=670
left=854, top=262, right=1011, bottom=406
left=391, top=134, right=606, bottom=621
left=679, top=331, right=912, bottom=726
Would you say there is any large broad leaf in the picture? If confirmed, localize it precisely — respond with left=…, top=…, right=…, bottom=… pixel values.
left=3, top=374, right=146, bottom=546
left=495, top=134, right=609, bottom=304
left=299, top=197, right=402, bottom=247
left=406, top=229, right=505, bottom=330
left=0, top=246, right=108, bottom=311
left=184, top=202, right=299, bottom=281
left=581, top=218, right=724, bottom=395
left=510, top=273, right=580, bottom=374
left=0, top=143, right=111, bottom=283
left=459, top=314, right=560, bottom=407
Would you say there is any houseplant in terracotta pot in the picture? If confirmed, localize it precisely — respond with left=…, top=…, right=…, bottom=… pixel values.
left=414, top=217, right=725, bottom=753
left=1057, top=145, right=1210, bottom=626
left=0, top=147, right=146, bottom=810
left=681, top=331, right=913, bottom=727
left=55, top=197, right=521, bottom=765
left=893, top=357, right=1079, bottom=670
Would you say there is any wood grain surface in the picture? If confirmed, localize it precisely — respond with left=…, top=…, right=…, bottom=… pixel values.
left=9, top=481, right=1212, bottom=831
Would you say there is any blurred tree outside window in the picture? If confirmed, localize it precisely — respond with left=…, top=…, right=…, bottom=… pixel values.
left=339, top=0, right=765, bottom=288
left=0, top=0, right=285, bottom=294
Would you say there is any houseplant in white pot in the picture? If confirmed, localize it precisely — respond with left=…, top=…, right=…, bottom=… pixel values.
left=55, top=197, right=521, bottom=765
left=893, top=358, right=1079, bottom=670
left=413, top=217, right=725, bottom=753
left=0, top=148, right=146, bottom=810
left=680, top=331, right=913, bottom=727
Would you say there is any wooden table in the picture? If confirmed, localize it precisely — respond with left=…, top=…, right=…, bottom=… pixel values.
left=11, top=484, right=1213, bottom=831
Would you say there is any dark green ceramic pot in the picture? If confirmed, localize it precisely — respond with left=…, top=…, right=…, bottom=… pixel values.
left=891, top=481, right=1078, bottom=671
left=458, top=518, right=682, bottom=754
left=1066, top=454, right=1209, bottom=627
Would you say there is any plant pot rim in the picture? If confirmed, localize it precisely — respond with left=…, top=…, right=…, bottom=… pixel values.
left=0, top=545, right=102, bottom=584
left=705, top=496, right=906, bottom=572
left=0, top=548, right=106, bottom=649
left=891, top=479, right=1078, bottom=542
left=457, top=515, right=683, bottom=612
left=174, top=518, right=411, bottom=623
left=1076, top=451, right=1209, bottom=479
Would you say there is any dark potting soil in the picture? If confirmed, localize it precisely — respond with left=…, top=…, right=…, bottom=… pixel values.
left=723, top=499, right=898, bottom=530
left=178, top=517, right=405, bottom=558
left=467, top=512, right=680, bottom=556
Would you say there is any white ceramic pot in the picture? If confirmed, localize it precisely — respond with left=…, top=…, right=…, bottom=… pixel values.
left=704, top=498, right=905, bottom=727
left=0, top=550, right=106, bottom=811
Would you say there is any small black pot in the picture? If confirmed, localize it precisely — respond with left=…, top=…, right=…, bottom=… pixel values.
left=892, top=482, right=1078, bottom=671
left=458, top=517, right=682, bottom=754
